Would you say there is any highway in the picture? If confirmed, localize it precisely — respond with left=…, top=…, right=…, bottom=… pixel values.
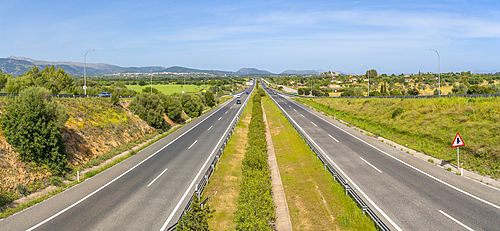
left=262, top=81, right=500, bottom=231
left=0, top=84, right=254, bottom=231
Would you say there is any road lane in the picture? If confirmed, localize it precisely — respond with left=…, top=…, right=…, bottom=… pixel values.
left=263, top=82, right=500, bottom=231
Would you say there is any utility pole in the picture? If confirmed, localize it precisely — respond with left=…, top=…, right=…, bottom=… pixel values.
left=84, top=49, right=95, bottom=96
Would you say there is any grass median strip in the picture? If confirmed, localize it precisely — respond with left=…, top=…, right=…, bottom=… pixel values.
left=204, top=96, right=253, bottom=230
left=262, top=96, right=376, bottom=230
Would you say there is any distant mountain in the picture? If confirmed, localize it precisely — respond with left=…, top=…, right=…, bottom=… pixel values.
left=159, top=66, right=234, bottom=75
left=281, top=69, right=325, bottom=75
left=0, top=56, right=165, bottom=76
left=236, top=68, right=272, bottom=75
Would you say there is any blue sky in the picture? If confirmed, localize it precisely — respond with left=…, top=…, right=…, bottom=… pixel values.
left=1, top=0, right=499, bottom=74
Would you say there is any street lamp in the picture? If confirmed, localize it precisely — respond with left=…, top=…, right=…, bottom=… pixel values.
left=362, top=65, right=370, bottom=97
left=84, top=49, right=95, bottom=96
left=429, top=49, right=441, bottom=95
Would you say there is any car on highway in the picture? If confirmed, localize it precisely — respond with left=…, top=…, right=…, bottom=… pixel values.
left=236, top=99, right=241, bottom=104
left=236, top=94, right=241, bottom=98
left=246, top=92, right=249, bottom=94
left=97, top=92, right=112, bottom=97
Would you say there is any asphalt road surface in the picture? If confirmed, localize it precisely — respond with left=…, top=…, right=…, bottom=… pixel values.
left=0, top=85, right=254, bottom=231
left=262, top=82, right=500, bottom=231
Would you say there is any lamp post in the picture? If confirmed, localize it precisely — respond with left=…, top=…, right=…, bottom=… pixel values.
left=84, top=49, right=95, bottom=96
left=362, top=65, right=369, bottom=97
left=429, top=49, right=441, bottom=95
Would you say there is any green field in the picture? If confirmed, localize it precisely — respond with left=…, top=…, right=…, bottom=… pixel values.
left=126, top=84, right=206, bottom=94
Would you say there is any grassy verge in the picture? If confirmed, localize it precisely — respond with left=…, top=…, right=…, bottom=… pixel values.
left=295, top=97, right=500, bottom=178
left=262, top=96, right=376, bottom=230
left=203, top=95, right=253, bottom=230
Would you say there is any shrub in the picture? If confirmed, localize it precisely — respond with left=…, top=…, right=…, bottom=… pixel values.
left=1, top=87, right=69, bottom=174
left=407, top=88, right=420, bottom=95
left=129, top=93, right=165, bottom=128
left=204, top=90, right=215, bottom=107
left=110, top=94, right=120, bottom=106
left=17, top=184, right=30, bottom=196
left=258, top=88, right=266, bottom=97
left=297, top=88, right=304, bottom=95
left=142, top=86, right=159, bottom=94
left=392, top=107, right=404, bottom=118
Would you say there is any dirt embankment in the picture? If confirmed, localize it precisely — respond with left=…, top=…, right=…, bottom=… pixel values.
left=0, top=98, right=154, bottom=192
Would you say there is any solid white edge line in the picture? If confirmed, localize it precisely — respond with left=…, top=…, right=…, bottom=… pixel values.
left=188, top=140, right=198, bottom=149
left=26, top=94, right=235, bottom=231
left=207, top=125, right=213, bottom=131
left=439, top=210, right=475, bottom=231
left=289, top=99, right=500, bottom=211
left=269, top=93, right=403, bottom=231
left=327, top=134, right=339, bottom=142
left=147, top=168, right=169, bottom=187
left=311, top=122, right=318, bottom=127
left=159, top=85, right=253, bottom=231
left=359, top=157, right=382, bottom=173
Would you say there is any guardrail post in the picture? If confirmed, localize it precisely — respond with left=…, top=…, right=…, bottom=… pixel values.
left=362, top=206, right=367, bottom=215
left=345, top=185, right=350, bottom=196
left=205, top=175, right=208, bottom=184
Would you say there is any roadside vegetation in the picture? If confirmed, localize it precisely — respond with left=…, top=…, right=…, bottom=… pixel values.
left=234, top=85, right=275, bottom=230
left=262, top=96, right=376, bottom=230
left=296, top=97, right=500, bottom=179
left=204, top=93, right=253, bottom=230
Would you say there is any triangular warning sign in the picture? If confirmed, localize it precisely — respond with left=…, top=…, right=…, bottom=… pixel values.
left=451, top=132, right=465, bottom=148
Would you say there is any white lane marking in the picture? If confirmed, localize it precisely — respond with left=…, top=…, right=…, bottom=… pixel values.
left=160, top=85, right=253, bottom=231
left=225, top=111, right=228, bottom=114
left=300, top=114, right=304, bottom=117
left=268, top=94, right=403, bottom=231
left=25, top=96, right=237, bottom=231
left=207, top=125, right=213, bottom=131
left=147, top=168, right=168, bottom=187
left=188, top=140, right=198, bottom=149
left=294, top=109, right=297, bottom=112
left=311, top=122, right=318, bottom=127
left=288, top=99, right=500, bottom=211
left=328, top=134, right=339, bottom=142
left=360, top=157, right=382, bottom=173
left=289, top=105, right=291, bottom=107
left=218, top=117, right=222, bottom=120
left=439, top=210, right=474, bottom=231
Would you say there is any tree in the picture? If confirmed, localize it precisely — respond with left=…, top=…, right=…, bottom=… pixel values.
left=138, top=80, right=147, bottom=86
left=0, top=69, right=12, bottom=90
left=303, top=88, right=310, bottom=95
left=181, top=95, right=204, bottom=118
left=162, top=95, right=183, bottom=121
left=451, top=83, right=468, bottom=94
left=204, top=90, right=215, bottom=107
left=1, top=87, right=69, bottom=174
left=467, top=85, right=494, bottom=94
left=176, top=195, right=214, bottom=231
left=407, top=88, right=420, bottom=95
left=297, top=88, right=304, bottom=95
left=5, top=65, right=73, bottom=94
left=142, top=87, right=159, bottom=94
left=366, top=69, right=378, bottom=78
left=129, top=93, right=165, bottom=129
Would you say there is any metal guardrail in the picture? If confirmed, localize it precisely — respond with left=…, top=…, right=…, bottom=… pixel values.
left=262, top=80, right=391, bottom=231
left=166, top=84, right=255, bottom=231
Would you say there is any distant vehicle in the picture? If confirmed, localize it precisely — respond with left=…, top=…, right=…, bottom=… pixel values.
left=236, top=99, right=241, bottom=104
left=98, top=92, right=112, bottom=97
left=236, top=94, right=241, bottom=98
left=246, top=92, right=249, bottom=95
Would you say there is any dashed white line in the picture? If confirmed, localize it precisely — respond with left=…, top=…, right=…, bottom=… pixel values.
left=218, top=117, right=222, bottom=121
left=328, top=134, right=339, bottom=142
left=225, top=111, right=228, bottom=114
left=300, top=114, right=305, bottom=117
left=311, top=122, right=318, bottom=127
left=439, top=210, right=474, bottom=231
left=188, top=140, right=198, bottom=149
left=147, top=167, right=169, bottom=187
left=207, top=125, right=213, bottom=131
left=359, top=157, right=382, bottom=173
left=294, top=109, right=297, bottom=112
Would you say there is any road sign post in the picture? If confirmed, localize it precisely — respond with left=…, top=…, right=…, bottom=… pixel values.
left=451, top=132, right=465, bottom=176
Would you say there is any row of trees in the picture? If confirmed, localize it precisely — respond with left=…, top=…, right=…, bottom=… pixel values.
left=129, top=90, right=216, bottom=129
